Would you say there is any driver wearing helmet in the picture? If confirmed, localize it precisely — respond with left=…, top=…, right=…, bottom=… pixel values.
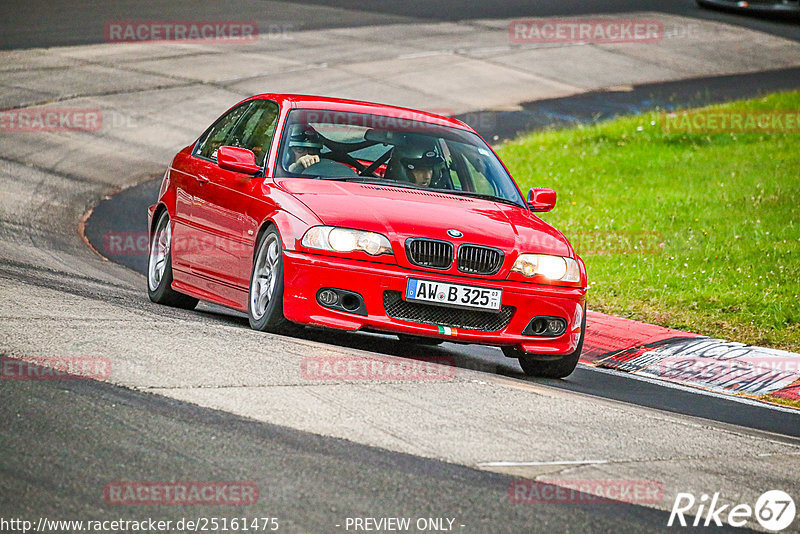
left=286, top=124, right=324, bottom=173
left=387, top=140, right=445, bottom=187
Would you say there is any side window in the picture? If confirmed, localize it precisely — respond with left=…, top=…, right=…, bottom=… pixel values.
left=438, top=139, right=461, bottom=190
left=195, top=103, right=251, bottom=160
left=224, top=100, right=280, bottom=166
left=449, top=143, right=493, bottom=195
left=463, top=156, right=495, bottom=195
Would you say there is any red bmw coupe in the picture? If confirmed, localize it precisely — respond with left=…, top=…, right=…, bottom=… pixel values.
left=147, top=94, right=587, bottom=377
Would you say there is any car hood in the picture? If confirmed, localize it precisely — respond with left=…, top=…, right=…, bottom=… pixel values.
left=276, top=179, right=572, bottom=257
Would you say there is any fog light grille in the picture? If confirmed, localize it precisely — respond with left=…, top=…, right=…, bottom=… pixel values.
left=522, top=316, right=567, bottom=337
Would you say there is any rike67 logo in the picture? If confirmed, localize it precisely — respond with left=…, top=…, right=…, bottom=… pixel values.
left=669, top=490, right=796, bottom=531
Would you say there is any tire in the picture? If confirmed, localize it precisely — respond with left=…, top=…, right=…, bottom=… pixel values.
left=147, top=211, right=199, bottom=310
left=397, top=334, right=444, bottom=346
left=247, top=227, right=296, bottom=333
left=503, top=311, right=586, bottom=379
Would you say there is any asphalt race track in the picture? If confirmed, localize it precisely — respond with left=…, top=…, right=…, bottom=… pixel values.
left=2, top=2, right=800, bottom=533
left=2, top=0, right=799, bottom=49
left=3, top=376, right=693, bottom=533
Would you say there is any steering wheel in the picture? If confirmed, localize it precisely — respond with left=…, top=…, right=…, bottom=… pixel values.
left=301, top=159, right=359, bottom=177
left=321, top=150, right=381, bottom=178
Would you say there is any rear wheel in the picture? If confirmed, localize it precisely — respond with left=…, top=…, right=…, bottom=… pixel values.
left=147, top=211, right=198, bottom=310
left=248, top=227, right=297, bottom=333
left=503, top=312, right=586, bottom=378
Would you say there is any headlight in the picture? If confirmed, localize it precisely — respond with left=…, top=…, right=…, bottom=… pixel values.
left=302, top=226, right=392, bottom=256
left=511, top=254, right=580, bottom=283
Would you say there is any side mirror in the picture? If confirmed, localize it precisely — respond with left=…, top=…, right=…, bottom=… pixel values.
left=217, top=146, right=260, bottom=175
left=527, top=188, right=557, bottom=212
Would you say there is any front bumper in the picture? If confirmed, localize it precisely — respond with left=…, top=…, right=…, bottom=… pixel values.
left=282, top=250, right=586, bottom=355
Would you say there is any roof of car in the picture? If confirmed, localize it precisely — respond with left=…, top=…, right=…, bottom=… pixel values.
left=250, top=93, right=473, bottom=131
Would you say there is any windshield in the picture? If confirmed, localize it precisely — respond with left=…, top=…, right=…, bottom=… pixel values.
left=275, top=109, right=525, bottom=206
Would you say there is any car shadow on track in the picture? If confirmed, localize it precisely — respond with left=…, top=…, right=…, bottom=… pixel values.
left=151, top=287, right=800, bottom=440
left=190, top=300, right=529, bottom=380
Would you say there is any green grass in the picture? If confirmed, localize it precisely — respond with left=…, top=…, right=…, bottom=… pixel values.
left=496, top=91, right=800, bottom=351
left=764, top=395, right=800, bottom=410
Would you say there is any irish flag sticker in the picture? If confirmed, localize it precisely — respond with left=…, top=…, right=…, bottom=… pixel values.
left=438, top=326, right=457, bottom=336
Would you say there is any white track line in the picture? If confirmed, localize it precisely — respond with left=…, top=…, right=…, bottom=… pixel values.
left=477, top=460, right=608, bottom=467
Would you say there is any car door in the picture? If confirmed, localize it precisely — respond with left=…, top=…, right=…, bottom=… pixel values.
left=175, top=102, right=251, bottom=276
left=189, top=99, right=280, bottom=293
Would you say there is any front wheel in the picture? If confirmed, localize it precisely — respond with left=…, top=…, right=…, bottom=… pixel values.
left=504, top=346, right=581, bottom=378
left=248, top=227, right=296, bottom=333
left=503, top=312, right=586, bottom=378
left=147, top=211, right=198, bottom=310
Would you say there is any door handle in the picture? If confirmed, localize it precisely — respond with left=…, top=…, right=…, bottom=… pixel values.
left=196, top=174, right=210, bottom=184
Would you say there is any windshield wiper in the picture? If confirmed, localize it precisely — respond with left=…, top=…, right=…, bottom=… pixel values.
left=439, top=189, right=524, bottom=208
left=303, top=175, right=370, bottom=181
left=311, top=176, right=417, bottom=187
left=303, top=177, right=524, bottom=207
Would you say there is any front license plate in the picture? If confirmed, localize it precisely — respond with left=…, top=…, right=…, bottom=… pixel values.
left=405, top=278, right=502, bottom=311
